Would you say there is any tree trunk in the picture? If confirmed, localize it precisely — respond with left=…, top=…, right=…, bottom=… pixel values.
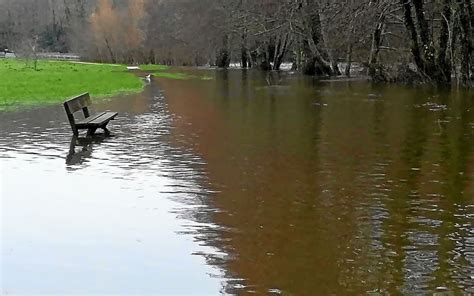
left=464, top=0, right=473, bottom=80
left=267, top=36, right=276, bottom=69
left=400, top=0, right=452, bottom=84
left=345, top=42, right=353, bottom=77
left=241, top=29, right=249, bottom=68
left=459, top=0, right=472, bottom=86
left=368, top=16, right=386, bottom=81
left=104, top=38, right=116, bottom=63
left=216, top=34, right=231, bottom=68
left=466, top=0, right=474, bottom=39
left=331, top=58, right=341, bottom=75
left=300, top=0, right=334, bottom=76
left=412, top=0, right=431, bottom=47
left=413, top=0, right=437, bottom=75
left=273, top=34, right=290, bottom=70
left=401, top=0, right=424, bottom=71
left=438, top=0, right=452, bottom=83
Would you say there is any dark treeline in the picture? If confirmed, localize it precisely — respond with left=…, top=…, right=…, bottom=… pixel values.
left=0, top=0, right=472, bottom=86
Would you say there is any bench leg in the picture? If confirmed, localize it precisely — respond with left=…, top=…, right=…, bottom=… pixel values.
left=68, top=135, right=78, bottom=154
left=102, top=126, right=111, bottom=136
left=87, top=127, right=97, bottom=137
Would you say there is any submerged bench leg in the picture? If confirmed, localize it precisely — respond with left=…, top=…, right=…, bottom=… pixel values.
left=87, top=127, right=97, bottom=137
left=103, top=126, right=111, bottom=136
left=100, top=121, right=112, bottom=136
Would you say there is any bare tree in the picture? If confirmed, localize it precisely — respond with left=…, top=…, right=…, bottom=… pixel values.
left=0, top=0, right=472, bottom=86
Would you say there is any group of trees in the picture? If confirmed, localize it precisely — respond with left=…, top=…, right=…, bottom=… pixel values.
left=0, top=0, right=472, bottom=86
left=0, top=0, right=92, bottom=67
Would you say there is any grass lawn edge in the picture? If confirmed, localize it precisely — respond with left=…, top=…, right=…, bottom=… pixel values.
left=0, top=59, right=148, bottom=111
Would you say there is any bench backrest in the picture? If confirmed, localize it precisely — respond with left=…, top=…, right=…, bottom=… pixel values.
left=64, top=93, right=92, bottom=115
left=64, top=93, right=92, bottom=135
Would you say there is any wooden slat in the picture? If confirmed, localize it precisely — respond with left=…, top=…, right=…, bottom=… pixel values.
left=75, top=112, right=105, bottom=126
left=88, top=112, right=118, bottom=125
left=76, top=112, right=117, bottom=128
left=64, top=93, right=91, bottom=114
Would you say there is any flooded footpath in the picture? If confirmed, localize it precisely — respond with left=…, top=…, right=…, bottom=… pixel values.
left=0, top=83, right=226, bottom=295
left=1, top=69, right=474, bottom=295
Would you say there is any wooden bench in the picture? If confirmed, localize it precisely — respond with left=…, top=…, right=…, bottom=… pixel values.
left=64, top=93, right=118, bottom=136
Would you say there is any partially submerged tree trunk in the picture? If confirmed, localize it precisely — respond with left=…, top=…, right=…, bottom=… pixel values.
left=345, top=42, right=353, bottom=77
left=467, top=0, right=474, bottom=79
left=253, top=34, right=290, bottom=71
left=458, top=0, right=472, bottom=86
left=216, top=34, right=231, bottom=68
left=299, top=0, right=334, bottom=76
left=401, top=0, right=424, bottom=70
left=368, top=15, right=388, bottom=82
left=400, top=0, right=452, bottom=85
left=437, top=0, right=452, bottom=83
left=331, top=57, right=341, bottom=76
left=253, top=41, right=271, bottom=70
left=272, top=34, right=291, bottom=70
left=241, top=28, right=249, bottom=68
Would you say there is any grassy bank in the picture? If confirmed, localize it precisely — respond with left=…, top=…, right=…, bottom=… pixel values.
left=141, top=64, right=212, bottom=80
left=0, top=59, right=144, bottom=109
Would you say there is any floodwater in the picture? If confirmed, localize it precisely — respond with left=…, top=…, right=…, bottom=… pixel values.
left=1, top=69, right=474, bottom=295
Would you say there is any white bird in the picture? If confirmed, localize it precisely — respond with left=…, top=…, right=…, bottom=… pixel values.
left=145, top=74, right=151, bottom=83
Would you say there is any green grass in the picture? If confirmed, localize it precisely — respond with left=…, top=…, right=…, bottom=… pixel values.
left=152, top=72, right=189, bottom=80
left=140, top=64, right=213, bottom=81
left=149, top=70, right=213, bottom=81
left=0, top=59, right=212, bottom=110
left=0, top=59, right=144, bottom=109
left=139, top=64, right=170, bottom=71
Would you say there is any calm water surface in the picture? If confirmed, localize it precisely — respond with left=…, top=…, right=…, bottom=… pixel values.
left=1, top=83, right=225, bottom=295
left=1, top=69, right=474, bottom=295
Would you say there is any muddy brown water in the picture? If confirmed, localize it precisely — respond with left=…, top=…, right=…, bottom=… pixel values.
left=1, top=69, right=473, bottom=295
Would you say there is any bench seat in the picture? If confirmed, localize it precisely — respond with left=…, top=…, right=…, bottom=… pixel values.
left=76, top=112, right=118, bottom=128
